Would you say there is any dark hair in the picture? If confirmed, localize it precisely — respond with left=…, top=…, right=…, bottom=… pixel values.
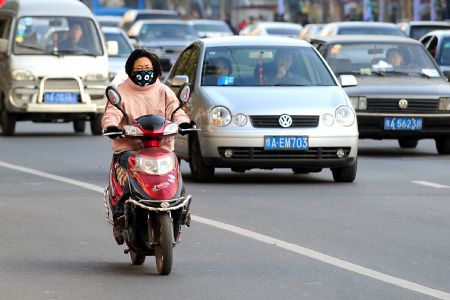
left=212, top=57, right=232, bottom=75
left=125, top=48, right=162, bottom=78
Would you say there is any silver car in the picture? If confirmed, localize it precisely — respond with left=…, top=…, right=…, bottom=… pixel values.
left=164, top=36, right=359, bottom=182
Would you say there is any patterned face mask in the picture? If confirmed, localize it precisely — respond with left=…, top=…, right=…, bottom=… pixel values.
left=131, top=70, right=156, bottom=86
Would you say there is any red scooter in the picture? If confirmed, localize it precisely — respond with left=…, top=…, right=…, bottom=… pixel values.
left=103, top=84, right=196, bottom=275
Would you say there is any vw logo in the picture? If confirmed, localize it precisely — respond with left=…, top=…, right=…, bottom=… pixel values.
left=399, top=99, right=408, bottom=109
left=279, top=114, right=293, bottom=128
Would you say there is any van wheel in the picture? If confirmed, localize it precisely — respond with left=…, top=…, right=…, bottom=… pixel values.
left=73, top=120, right=86, bottom=133
left=90, top=113, right=103, bottom=135
left=1, top=110, right=16, bottom=136
left=189, top=135, right=214, bottom=181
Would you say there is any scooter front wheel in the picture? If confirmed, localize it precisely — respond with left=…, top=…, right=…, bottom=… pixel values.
left=154, top=213, right=174, bottom=275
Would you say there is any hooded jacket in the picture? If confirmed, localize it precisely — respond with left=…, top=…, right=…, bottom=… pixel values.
left=101, top=78, right=190, bottom=153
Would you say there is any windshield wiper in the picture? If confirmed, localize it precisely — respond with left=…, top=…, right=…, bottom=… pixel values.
left=48, top=49, right=97, bottom=57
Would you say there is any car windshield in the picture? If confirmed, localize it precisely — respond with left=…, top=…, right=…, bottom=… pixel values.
left=14, top=16, right=103, bottom=56
left=138, top=23, right=198, bottom=42
left=338, top=26, right=405, bottom=36
left=410, top=26, right=450, bottom=39
left=326, top=42, right=440, bottom=78
left=266, top=28, right=301, bottom=36
left=201, top=46, right=336, bottom=87
left=193, top=23, right=231, bottom=33
left=103, top=31, right=133, bottom=57
left=437, top=37, right=450, bottom=66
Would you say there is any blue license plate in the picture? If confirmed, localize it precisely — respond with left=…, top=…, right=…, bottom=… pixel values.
left=44, top=92, right=79, bottom=104
left=384, top=117, right=423, bottom=130
left=264, top=136, right=308, bottom=150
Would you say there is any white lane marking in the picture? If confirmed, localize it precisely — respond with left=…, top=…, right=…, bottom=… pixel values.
left=1, top=160, right=450, bottom=300
left=412, top=181, right=450, bottom=189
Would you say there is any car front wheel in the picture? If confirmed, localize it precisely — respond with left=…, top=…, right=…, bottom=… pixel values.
left=398, top=138, right=418, bottom=149
left=189, top=135, right=214, bottom=181
left=435, top=136, right=450, bottom=154
left=331, top=159, right=357, bottom=183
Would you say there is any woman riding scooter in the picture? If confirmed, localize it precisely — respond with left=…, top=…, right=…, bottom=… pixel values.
left=101, top=49, right=191, bottom=228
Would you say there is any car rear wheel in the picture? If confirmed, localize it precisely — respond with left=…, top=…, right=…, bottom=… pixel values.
left=331, top=159, right=357, bottom=183
left=398, top=138, right=418, bottom=149
left=435, top=136, right=450, bottom=154
left=73, top=120, right=86, bottom=133
left=189, top=135, right=214, bottom=181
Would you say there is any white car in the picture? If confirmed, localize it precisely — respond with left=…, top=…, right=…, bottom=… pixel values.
left=165, top=36, right=359, bottom=182
left=102, top=27, right=134, bottom=81
left=189, top=19, right=234, bottom=38
left=240, top=21, right=303, bottom=38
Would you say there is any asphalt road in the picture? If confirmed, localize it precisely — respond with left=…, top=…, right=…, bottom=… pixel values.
left=1, top=122, right=449, bottom=300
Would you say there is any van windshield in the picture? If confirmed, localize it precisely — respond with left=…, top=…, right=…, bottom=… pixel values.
left=14, top=17, right=103, bottom=56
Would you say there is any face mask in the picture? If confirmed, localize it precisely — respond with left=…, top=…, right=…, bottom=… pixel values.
left=131, top=70, right=156, bottom=86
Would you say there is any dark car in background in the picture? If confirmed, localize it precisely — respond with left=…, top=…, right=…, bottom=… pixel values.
left=419, top=30, right=450, bottom=80
left=311, top=35, right=450, bottom=154
left=127, top=20, right=198, bottom=75
left=397, top=21, right=450, bottom=40
left=119, top=9, right=181, bottom=32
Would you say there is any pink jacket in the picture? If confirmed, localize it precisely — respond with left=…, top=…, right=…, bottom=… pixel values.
left=101, top=78, right=190, bottom=153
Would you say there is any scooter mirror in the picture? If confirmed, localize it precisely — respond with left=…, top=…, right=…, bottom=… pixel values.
left=105, top=85, right=121, bottom=106
left=177, top=83, right=191, bottom=105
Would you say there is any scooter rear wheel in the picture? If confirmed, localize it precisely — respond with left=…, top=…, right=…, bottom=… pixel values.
left=130, top=250, right=146, bottom=265
left=155, top=213, right=174, bottom=275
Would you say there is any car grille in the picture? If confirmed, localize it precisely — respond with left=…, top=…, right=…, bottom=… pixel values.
left=218, top=147, right=351, bottom=159
left=42, top=78, right=80, bottom=90
left=250, top=115, right=319, bottom=128
left=366, top=98, right=439, bottom=113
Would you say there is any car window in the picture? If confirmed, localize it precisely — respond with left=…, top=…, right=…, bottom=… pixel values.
left=193, top=23, right=231, bottom=33
left=437, top=37, right=450, bottom=66
left=325, top=42, right=440, bottom=77
left=201, top=46, right=336, bottom=87
left=338, top=26, right=405, bottom=36
left=138, top=23, right=197, bottom=42
left=410, top=26, right=450, bottom=39
left=103, top=31, right=133, bottom=57
left=13, top=16, right=103, bottom=56
left=170, top=46, right=194, bottom=80
left=265, top=28, right=301, bottom=36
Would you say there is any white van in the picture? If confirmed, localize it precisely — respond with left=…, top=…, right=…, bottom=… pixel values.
left=0, top=0, right=109, bottom=136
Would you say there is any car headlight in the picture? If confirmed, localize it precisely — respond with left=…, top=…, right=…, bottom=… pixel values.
left=335, top=106, right=355, bottom=127
left=135, top=154, right=175, bottom=175
left=233, top=113, right=247, bottom=126
left=209, top=106, right=231, bottom=127
left=12, top=69, right=35, bottom=81
left=348, top=96, right=367, bottom=110
left=439, top=97, right=450, bottom=110
left=85, top=73, right=108, bottom=81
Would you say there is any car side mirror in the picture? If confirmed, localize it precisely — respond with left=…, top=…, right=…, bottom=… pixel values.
left=169, top=75, right=189, bottom=87
left=106, top=40, right=119, bottom=56
left=340, top=74, right=358, bottom=87
left=0, top=38, right=8, bottom=53
left=177, top=82, right=191, bottom=105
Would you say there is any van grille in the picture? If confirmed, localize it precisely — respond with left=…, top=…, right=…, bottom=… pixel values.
left=42, top=78, right=81, bottom=91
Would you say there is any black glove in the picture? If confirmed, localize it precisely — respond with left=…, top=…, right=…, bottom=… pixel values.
left=104, top=125, right=122, bottom=139
left=178, top=122, right=193, bottom=136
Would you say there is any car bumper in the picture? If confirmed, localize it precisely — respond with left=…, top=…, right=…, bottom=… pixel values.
left=198, top=132, right=358, bottom=169
left=357, top=114, right=450, bottom=139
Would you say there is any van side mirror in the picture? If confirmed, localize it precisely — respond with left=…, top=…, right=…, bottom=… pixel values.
left=169, top=75, right=189, bottom=87
left=106, top=41, right=119, bottom=56
left=340, top=75, right=358, bottom=87
left=0, top=38, right=8, bottom=53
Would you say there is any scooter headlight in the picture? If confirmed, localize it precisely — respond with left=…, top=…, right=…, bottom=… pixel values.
left=124, top=125, right=143, bottom=136
left=135, top=154, right=175, bottom=175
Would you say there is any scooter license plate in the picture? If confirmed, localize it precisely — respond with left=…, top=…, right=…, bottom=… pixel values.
left=264, top=136, right=309, bottom=150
